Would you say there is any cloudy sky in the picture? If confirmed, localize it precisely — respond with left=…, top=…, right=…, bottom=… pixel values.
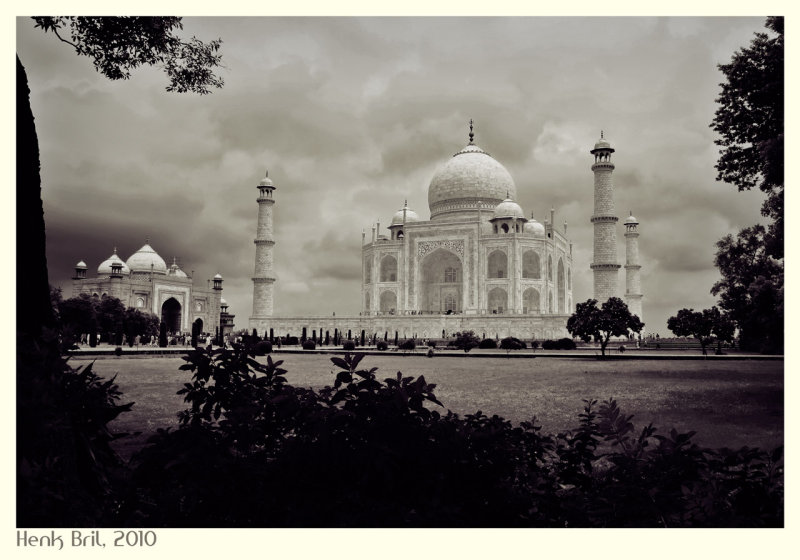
left=17, top=16, right=773, bottom=336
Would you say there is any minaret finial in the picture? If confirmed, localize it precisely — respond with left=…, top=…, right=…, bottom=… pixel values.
left=404, top=199, right=408, bottom=208
left=113, top=245, right=117, bottom=254
left=469, top=119, right=474, bottom=144
left=506, top=190, right=510, bottom=199
left=601, top=130, right=604, bottom=139
left=265, top=169, right=268, bottom=178
left=145, top=236, right=149, bottom=245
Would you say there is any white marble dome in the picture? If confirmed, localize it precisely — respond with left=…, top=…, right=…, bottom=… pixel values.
left=625, top=213, right=639, bottom=225
left=428, top=143, right=516, bottom=221
left=126, top=243, right=167, bottom=274
left=97, top=249, right=130, bottom=275
left=493, top=198, right=525, bottom=220
left=524, top=218, right=546, bottom=237
left=391, top=205, right=421, bottom=225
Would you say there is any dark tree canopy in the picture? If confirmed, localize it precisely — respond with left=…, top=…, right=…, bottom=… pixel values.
left=708, top=17, right=784, bottom=355
left=453, top=331, right=480, bottom=353
left=712, top=225, right=783, bottom=353
left=567, top=298, right=643, bottom=357
left=32, top=17, right=224, bottom=94
left=667, top=307, right=736, bottom=355
left=711, top=17, right=783, bottom=195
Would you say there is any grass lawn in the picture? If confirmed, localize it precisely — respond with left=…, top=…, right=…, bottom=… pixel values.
left=81, top=352, right=783, bottom=461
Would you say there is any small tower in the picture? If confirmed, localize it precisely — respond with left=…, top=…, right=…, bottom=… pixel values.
left=590, top=132, right=621, bottom=302
left=73, top=260, right=87, bottom=280
left=251, top=170, right=277, bottom=320
left=624, top=212, right=643, bottom=321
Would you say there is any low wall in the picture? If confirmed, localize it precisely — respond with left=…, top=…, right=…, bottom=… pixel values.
left=250, top=313, right=571, bottom=341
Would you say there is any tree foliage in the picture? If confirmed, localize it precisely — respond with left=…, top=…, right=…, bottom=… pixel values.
left=567, top=298, right=643, bottom=357
left=453, top=331, right=480, bottom=353
left=709, top=17, right=783, bottom=354
left=499, top=337, right=526, bottom=356
left=32, top=17, right=224, bottom=95
left=712, top=225, right=783, bottom=353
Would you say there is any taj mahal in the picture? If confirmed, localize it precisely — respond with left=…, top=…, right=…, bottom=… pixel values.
left=249, top=124, right=643, bottom=341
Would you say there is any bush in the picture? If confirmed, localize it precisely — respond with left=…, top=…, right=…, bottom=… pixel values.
left=398, top=339, right=416, bottom=351
left=376, top=340, right=388, bottom=351
left=285, top=336, right=299, bottom=346
left=114, top=346, right=123, bottom=356
left=427, top=348, right=434, bottom=358
left=557, top=338, right=576, bottom=350
left=141, top=334, right=151, bottom=345
left=302, top=340, right=316, bottom=350
left=254, top=341, right=273, bottom=356
left=478, top=338, right=497, bottom=349
left=342, top=340, right=356, bottom=351
left=427, top=340, right=437, bottom=348
left=126, top=347, right=784, bottom=528
left=530, top=340, right=540, bottom=350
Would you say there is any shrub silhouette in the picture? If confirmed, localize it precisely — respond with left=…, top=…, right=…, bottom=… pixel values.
left=125, top=346, right=784, bottom=528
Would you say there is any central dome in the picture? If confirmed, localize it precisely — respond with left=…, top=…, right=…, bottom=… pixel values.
left=428, top=143, right=516, bottom=221
left=126, top=243, right=168, bottom=275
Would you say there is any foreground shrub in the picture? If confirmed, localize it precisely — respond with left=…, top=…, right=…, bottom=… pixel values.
left=427, top=340, right=437, bottom=348
left=478, top=338, right=497, bottom=349
left=302, top=340, right=316, bottom=350
left=376, top=340, right=388, bottom=351
left=342, top=340, right=356, bottom=351
left=254, top=341, right=272, bottom=355
left=124, top=346, right=784, bottom=528
left=18, top=333, right=132, bottom=527
left=499, top=337, right=526, bottom=356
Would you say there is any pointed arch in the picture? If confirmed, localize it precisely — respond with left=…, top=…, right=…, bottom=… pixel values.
left=523, top=287, right=540, bottom=314
left=488, top=287, right=507, bottom=314
left=522, top=250, right=541, bottom=279
left=487, top=249, right=507, bottom=279
left=558, top=258, right=565, bottom=313
left=380, top=255, right=397, bottom=282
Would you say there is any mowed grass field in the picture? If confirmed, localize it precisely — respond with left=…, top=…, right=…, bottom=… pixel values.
left=81, top=352, right=784, bottom=461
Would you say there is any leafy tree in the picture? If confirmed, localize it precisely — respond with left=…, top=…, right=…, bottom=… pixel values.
left=58, top=294, right=97, bottom=337
left=712, top=225, right=783, bottom=354
left=125, top=308, right=160, bottom=346
left=667, top=307, right=737, bottom=355
left=711, top=16, right=783, bottom=252
left=453, top=331, right=480, bottom=353
left=707, top=307, right=736, bottom=355
left=667, top=308, right=713, bottom=355
left=710, top=18, right=783, bottom=354
left=567, top=298, right=644, bottom=357
left=18, top=17, right=224, bottom=340
left=96, top=296, right=126, bottom=341
left=499, top=337, right=526, bottom=357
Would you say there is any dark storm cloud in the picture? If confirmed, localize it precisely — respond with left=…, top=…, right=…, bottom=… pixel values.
left=17, top=16, right=771, bottom=334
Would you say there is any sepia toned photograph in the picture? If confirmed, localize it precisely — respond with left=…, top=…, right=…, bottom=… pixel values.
left=16, top=15, right=783, bottom=532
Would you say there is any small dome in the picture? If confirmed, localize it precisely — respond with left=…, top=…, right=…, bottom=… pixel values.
left=391, top=202, right=421, bottom=225
left=168, top=259, right=188, bottom=278
left=493, top=198, right=525, bottom=220
left=625, top=213, right=639, bottom=224
left=214, top=273, right=223, bottom=280
left=126, top=243, right=167, bottom=274
left=220, top=298, right=228, bottom=305
left=591, top=132, right=614, bottom=154
left=98, top=249, right=130, bottom=275
left=75, top=260, right=87, bottom=269
left=524, top=218, right=546, bottom=237
left=257, top=170, right=274, bottom=188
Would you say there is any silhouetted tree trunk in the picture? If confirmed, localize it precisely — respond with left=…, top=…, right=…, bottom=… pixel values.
left=17, top=56, right=54, bottom=338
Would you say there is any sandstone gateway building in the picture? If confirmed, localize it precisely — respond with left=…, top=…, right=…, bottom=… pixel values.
left=249, top=126, right=643, bottom=342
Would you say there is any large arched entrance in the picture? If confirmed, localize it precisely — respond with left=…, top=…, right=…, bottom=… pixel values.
left=419, top=248, right=462, bottom=314
left=161, top=297, right=182, bottom=333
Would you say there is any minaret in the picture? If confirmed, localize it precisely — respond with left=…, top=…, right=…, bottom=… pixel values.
left=251, top=170, right=277, bottom=320
left=624, top=212, right=643, bottom=320
left=590, top=132, right=621, bottom=302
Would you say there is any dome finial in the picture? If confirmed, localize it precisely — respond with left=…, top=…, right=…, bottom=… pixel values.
left=468, top=119, right=474, bottom=144
left=404, top=199, right=408, bottom=208
left=601, top=130, right=604, bottom=139
left=145, top=236, right=149, bottom=245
